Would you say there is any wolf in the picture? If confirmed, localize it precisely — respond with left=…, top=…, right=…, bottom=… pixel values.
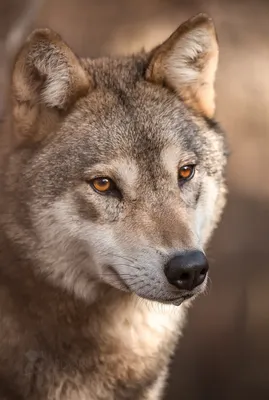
left=0, top=13, right=228, bottom=400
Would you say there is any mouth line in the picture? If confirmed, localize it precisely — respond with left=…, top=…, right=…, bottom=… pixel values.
left=161, top=294, right=194, bottom=303
left=104, top=266, right=198, bottom=303
left=106, top=266, right=130, bottom=291
left=182, top=293, right=195, bottom=300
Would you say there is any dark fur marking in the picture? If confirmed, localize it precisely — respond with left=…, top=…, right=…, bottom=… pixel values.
left=74, top=192, right=100, bottom=222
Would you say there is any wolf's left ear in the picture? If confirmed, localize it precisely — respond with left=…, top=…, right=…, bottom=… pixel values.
left=146, top=14, right=219, bottom=118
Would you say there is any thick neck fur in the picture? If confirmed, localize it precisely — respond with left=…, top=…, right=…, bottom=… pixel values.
left=0, top=15, right=227, bottom=398
left=0, top=228, right=185, bottom=398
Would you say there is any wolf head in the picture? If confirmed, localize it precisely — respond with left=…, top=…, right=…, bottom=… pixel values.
left=3, top=14, right=227, bottom=305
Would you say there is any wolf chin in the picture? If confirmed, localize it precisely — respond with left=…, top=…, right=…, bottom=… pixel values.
left=0, top=13, right=228, bottom=400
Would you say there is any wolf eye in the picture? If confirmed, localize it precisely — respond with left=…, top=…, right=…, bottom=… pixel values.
left=89, top=177, right=122, bottom=198
left=90, top=177, right=113, bottom=194
left=178, top=165, right=195, bottom=183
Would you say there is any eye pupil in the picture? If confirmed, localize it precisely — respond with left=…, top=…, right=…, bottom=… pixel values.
left=178, top=164, right=195, bottom=182
left=92, top=178, right=111, bottom=192
left=181, top=166, right=191, bottom=177
left=97, top=178, right=109, bottom=187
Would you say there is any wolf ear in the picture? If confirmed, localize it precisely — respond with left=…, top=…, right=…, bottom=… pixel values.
left=11, top=28, right=90, bottom=137
left=146, top=14, right=219, bottom=118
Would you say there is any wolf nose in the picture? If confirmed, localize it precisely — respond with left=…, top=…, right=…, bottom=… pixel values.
left=164, top=250, right=209, bottom=291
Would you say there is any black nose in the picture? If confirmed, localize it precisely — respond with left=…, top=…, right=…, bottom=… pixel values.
left=164, top=250, right=209, bottom=291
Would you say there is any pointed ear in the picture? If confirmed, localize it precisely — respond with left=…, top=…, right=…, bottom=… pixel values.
left=146, top=14, right=219, bottom=118
left=11, top=28, right=91, bottom=138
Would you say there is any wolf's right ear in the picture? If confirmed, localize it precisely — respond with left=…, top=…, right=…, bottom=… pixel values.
left=145, top=14, right=219, bottom=118
left=11, top=28, right=91, bottom=138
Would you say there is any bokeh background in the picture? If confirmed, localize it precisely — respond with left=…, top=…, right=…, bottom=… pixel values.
left=0, top=1, right=269, bottom=399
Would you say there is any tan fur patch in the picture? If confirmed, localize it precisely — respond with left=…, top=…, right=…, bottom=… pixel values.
left=161, top=145, right=196, bottom=178
left=146, top=13, right=219, bottom=118
left=11, top=28, right=91, bottom=139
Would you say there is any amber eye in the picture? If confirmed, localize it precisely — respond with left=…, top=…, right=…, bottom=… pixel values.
left=90, top=177, right=113, bottom=193
left=178, top=165, right=195, bottom=183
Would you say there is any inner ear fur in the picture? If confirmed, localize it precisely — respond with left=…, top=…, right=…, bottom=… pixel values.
left=11, top=28, right=91, bottom=138
left=146, top=13, right=219, bottom=118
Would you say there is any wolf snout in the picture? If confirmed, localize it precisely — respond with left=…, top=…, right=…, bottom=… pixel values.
left=164, top=250, right=209, bottom=291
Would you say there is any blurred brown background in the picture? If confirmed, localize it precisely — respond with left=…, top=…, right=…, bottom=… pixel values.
left=1, top=0, right=269, bottom=399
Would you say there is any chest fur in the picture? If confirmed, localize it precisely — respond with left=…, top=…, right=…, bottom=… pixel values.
left=5, top=296, right=187, bottom=399
left=105, top=301, right=186, bottom=359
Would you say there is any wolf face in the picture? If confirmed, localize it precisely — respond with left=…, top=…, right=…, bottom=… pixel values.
left=4, top=14, right=227, bottom=306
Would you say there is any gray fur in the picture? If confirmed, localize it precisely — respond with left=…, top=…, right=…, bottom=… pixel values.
left=0, top=14, right=227, bottom=400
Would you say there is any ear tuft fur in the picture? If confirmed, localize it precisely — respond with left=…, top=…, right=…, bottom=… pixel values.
left=11, top=28, right=91, bottom=139
left=12, top=28, right=90, bottom=110
left=146, top=14, right=219, bottom=118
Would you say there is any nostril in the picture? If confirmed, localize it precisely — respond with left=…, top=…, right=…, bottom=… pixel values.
left=200, top=268, right=207, bottom=277
left=178, top=272, right=191, bottom=282
left=196, top=267, right=208, bottom=284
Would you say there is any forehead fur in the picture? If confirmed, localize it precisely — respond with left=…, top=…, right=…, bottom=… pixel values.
left=84, top=54, right=149, bottom=90
left=48, top=54, right=225, bottom=166
left=19, top=53, right=226, bottom=204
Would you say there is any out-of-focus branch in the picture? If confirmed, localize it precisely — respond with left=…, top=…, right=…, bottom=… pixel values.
left=5, top=0, right=44, bottom=58
left=0, top=0, right=44, bottom=120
